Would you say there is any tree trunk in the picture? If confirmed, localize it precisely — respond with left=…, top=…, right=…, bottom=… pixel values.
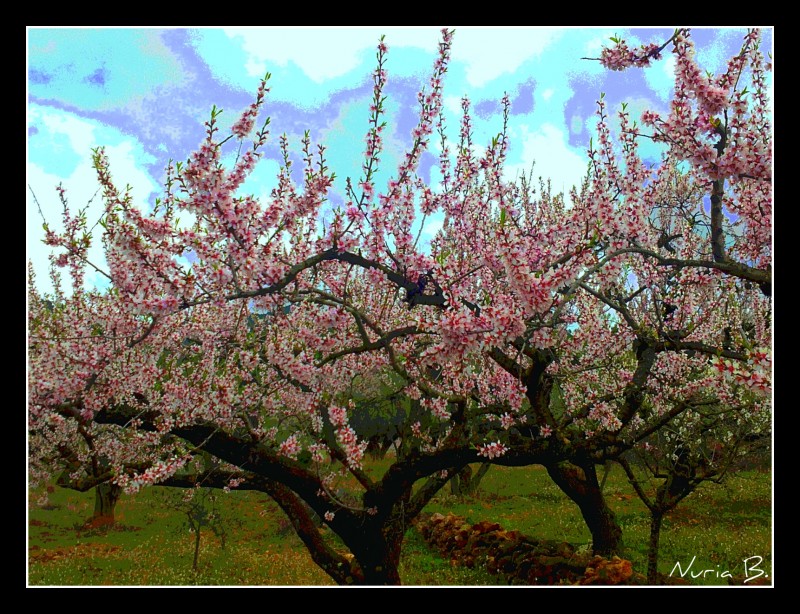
left=449, top=464, right=491, bottom=498
left=345, top=515, right=407, bottom=585
left=647, top=511, right=663, bottom=584
left=449, top=476, right=462, bottom=497
left=546, top=461, right=623, bottom=555
left=466, top=463, right=491, bottom=495
left=352, top=533, right=403, bottom=585
left=92, top=482, right=122, bottom=525
left=450, top=465, right=471, bottom=497
left=599, top=461, right=612, bottom=493
left=360, top=554, right=402, bottom=585
left=193, top=527, right=201, bottom=572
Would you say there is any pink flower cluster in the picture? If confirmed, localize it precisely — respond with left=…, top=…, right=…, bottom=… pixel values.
left=231, top=75, right=270, bottom=138
left=600, top=39, right=662, bottom=71
left=328, top=405, right=368, bottom=469
left=114, top=456, right=187, bottom=494
left=587, top=401, right=623, bottom=432
left=328, top=405, right=347, bottom=427
left=421, top=397, right=450, bottom=421
left=477, top=441, right=508, bottom=460
left=711, top=348, right=771, bottom=396
left=279, top=434, right=302, bottom=459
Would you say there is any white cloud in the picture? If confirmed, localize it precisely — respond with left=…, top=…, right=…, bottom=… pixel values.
left=28, top=109, right=157, bottom=295
left=503, top=123, right=587, bottom=203
left=584, top=35, right=608, bottom=56
left=223, top=27, right=441, bottom=83
left=663, top=54, right=677, bottom=79
left=222, top=27, right=567, bottom=88
left=642, top=54, right=676, bottom=102
left=443, top=95, right=464, bottom=117
left=420, top=213, right=444, bottom=240
left=449, top=27, right=565, bottom=87
left=37, top=111, right=97, bottom=162
left=102, top=141, right=158, bottom=205
left=542, top=88, right=555, bottom=102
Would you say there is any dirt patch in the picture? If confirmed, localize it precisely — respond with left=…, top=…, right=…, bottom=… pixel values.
left=30, top=542, right=122, bottom=565
left=73, top=522, right=143, bottom=538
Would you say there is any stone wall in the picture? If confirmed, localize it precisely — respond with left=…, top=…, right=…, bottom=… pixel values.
left=414, top=512, right=646, bottom=585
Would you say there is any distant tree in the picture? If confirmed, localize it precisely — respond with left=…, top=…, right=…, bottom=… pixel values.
left=618, top=381, right=770, bottom=583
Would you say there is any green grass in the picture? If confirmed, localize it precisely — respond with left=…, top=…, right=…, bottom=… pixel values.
left=422, top=464, right=772, bottom=585
left=28, top=464, right=771, bottom=586
left=28, top=486, right=336, bottom=586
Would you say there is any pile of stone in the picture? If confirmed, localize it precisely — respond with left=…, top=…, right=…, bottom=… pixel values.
left=415, top=512, right=645, bottom=585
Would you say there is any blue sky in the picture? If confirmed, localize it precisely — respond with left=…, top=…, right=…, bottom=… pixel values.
left=26, top=26, right=771, bottom=294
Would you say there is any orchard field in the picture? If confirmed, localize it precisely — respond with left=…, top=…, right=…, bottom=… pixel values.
left=28, top=27, right=772, bottom=586
left=29, top=463, right=771, bottom=586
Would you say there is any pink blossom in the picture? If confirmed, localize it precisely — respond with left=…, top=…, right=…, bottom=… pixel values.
left=499, top=413, right=515, bottom=430
left=279, top=434, right=302, bottom=459
left=477, top=441, right=508, bottom=460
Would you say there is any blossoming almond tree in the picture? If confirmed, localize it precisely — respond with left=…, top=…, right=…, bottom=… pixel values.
left=29, top=28, right=771, bottom=584
left=29, top=31, right=552, bottom=584
left=596, top=28, right=771, bottom=295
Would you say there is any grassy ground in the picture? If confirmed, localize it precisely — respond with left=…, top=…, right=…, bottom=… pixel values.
left=27, top=463, right=771, bottom=586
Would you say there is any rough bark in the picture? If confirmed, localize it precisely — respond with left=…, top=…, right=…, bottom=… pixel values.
left=468, top=463, right=492, bottom=495
left=648, top=511, right=663, bottom=584
left=450, top=465, right=472, bottom=497
left=350, top=527, right=404, bottom=585
left=91, top=482, right=122, bottom=525
left=546, top=461, right=623, bottom=556
left=192, top=524, right=202, bottom=572
left=450, top=463, right=491, bottom=497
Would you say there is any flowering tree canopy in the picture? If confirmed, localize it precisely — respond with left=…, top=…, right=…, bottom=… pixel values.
left=28, top=28, right=771, bottom=585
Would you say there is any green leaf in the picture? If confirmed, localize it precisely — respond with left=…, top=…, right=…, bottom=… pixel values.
left=499, top=207, right=506, bottom=227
